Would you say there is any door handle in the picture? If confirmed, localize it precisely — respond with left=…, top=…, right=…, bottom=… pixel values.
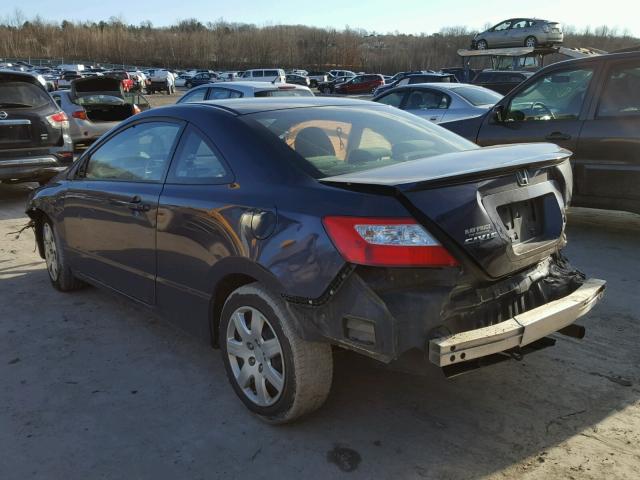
left=545, top=132, right=572, bottom=141
left=115, top=195, right=150, bottom=212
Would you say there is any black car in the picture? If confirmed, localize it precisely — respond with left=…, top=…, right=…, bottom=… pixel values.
left=317, top=75, right=349, bottom=94
left=373, top=73, right=457, bottom=96
left=285, top=73, right=310, bottom=87
left=471, top=70, right=532, bottom=95
left=185, top=72, right=219, bottom=89
left=0, top=70, right=74, bottom=185
left=442, top=51, right=640, bottom=215
left=26, top=97, right=605, bottom=423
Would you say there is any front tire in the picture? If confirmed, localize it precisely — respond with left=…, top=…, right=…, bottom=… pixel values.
left=220, top=283, right=333, bottom=424
left=41, top=218, right=84, bottom=292
left=476, top=39, right=488, bottom=50
left=525, top=36, right=538, bottom=48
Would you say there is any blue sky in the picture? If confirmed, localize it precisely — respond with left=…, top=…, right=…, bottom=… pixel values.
left=6, top=0, right=639, bottom=36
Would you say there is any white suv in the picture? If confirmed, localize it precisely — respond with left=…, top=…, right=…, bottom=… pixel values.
left=241, top=69, right=286, bottom=83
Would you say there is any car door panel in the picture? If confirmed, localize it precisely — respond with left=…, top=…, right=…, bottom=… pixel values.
left=64, top=181, right=163, bottom=303
left=63, top=120, right=183, bottom=304
left=572, top=59, right=640, bottom=213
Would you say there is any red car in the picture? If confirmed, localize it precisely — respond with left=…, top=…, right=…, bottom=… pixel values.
left=104, top=70, right=134, bottom=92
left=334, top=74, right=385, bottom=94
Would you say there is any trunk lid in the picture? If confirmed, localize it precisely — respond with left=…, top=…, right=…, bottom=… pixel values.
left=71, top=77, right=123, bottom=97
left=320, top=143, right=573, bottom=279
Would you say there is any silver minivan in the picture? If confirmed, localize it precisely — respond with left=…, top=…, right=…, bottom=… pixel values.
left=240, top=69, right=286, bottom=83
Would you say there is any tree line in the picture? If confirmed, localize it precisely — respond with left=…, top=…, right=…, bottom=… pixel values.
left=1, top=13, right=638, bottom=73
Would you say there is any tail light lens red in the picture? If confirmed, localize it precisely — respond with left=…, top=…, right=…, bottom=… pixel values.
left=72, top=110, right=87, bottom=120
left=322, top=217, right=458, bottom=267
left=46, top=111, right=69, bottom=129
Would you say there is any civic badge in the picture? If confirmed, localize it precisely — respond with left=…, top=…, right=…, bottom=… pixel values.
left=516, top=169, right=529, bottom=187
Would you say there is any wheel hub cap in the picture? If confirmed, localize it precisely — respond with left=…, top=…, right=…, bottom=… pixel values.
left=43, top=223, right=59, bottom=281
left=226, top=306, right=285, bottom=407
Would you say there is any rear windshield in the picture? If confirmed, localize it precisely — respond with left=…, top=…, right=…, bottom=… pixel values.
left=254, top=89, right=313, bottom=98
left=0, top=81, right=52, bottom=108
left=244, top=105, right=476, bottom=178
left=106, top=72, right=126, bottom=80
left=453, top=86, right=503, bottom=106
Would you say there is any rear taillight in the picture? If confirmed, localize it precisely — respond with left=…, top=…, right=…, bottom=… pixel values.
left=72, top=110, right=87, bottom=120
left=322, top=217, right=458, bottom=267
left=46, top=111, right=69, bottom=129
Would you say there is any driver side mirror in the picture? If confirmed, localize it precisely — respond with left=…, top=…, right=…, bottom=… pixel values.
left=493, top=105, right=505, bottom=123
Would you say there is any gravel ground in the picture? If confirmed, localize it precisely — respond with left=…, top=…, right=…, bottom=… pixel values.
left=0, top=183, right=639, bottom=479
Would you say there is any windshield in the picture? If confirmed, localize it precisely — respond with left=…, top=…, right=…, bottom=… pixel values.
left=254, top=89, right=313, bottom=98
left=244, top=105, right=476, bottom=178
left=453, top=86, right=503, bottom=106
left=0, top=81, right=52, bottom=108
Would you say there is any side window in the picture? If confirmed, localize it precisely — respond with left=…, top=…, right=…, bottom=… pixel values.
left=377, top=91, right=406, bottom=108
left=507, top=68, right=594, bottom=122
left=208, top=88, right=231, bottom=100
left=405, top=90, right=450, bottom=110
left=228, top=90, right=243, bottom=98
left=84, top=122, right=181, bottom=182
left=166, top=126, right=231, bottom=184
left=494, top=21, right=511, bottom=31
left=253, top=71, right=264, bottom=78
left=179, top=88, right=208, bottom=103
left=52, top=95, right=62, bottom=107
left=597, top=63, right=640, bottom=118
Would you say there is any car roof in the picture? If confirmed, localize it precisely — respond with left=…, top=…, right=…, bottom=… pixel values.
left=188, top=81, right=309, bottom=93
left=185, top=96, right=377, bottom=115
left=0, top=69, right=45, bottom=86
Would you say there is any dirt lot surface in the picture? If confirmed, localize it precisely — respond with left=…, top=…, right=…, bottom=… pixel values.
left=1, top=183, right=639, bottom=479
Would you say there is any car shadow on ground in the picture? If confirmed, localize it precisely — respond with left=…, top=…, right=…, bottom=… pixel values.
left=1, top=186, right=639, bottom=478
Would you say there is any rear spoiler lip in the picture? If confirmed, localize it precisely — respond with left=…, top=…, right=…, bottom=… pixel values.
left=319, top=143, right=571, bottom=192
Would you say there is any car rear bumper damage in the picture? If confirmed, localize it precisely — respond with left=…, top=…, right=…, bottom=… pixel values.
left=286, top=254, right=605, bottom=372
left=428, top=278, right=605, bottom=367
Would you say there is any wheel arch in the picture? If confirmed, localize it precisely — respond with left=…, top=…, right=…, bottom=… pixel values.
left=26, top=208, right=47, bottom=259
left=208, top=257, right=286, bottom=348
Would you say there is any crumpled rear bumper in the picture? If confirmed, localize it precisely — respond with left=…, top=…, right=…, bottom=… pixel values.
left=428, top=278, right=606, bottom=367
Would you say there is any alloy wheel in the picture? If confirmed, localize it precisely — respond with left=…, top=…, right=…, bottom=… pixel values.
left=43, top=223, right=59, bottom=281
left=226, top=306, right=285, bottom=407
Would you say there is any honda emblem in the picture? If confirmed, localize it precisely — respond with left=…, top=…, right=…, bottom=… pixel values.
left=0, top=111, right=8, bottom=120
left=516, top=169, right=529, bottom=187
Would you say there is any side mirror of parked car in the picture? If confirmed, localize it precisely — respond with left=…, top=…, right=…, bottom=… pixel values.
left=492, top=104, right=505, bottom=123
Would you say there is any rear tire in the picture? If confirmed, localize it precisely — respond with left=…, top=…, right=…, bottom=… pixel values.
left=220, top=283, right=333, bottom=424
left=41, top=217, right=85, bottom=292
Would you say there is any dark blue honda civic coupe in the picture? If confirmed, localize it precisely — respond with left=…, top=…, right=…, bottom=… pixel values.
left=26, top=97, right=605, bottom=423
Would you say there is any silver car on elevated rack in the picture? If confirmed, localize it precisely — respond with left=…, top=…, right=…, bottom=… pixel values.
left=176, top=81, right=314, bottom=104
left=472, top=18, right=563, bottom=50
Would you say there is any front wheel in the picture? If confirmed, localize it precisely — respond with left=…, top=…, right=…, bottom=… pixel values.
left=525, top=36, right=538, bottom=48
left=41, top=218, right=84, bottom=291
left=220, top=283, right=333, bottom=424
left=476, top=39, right=488, bottom=50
